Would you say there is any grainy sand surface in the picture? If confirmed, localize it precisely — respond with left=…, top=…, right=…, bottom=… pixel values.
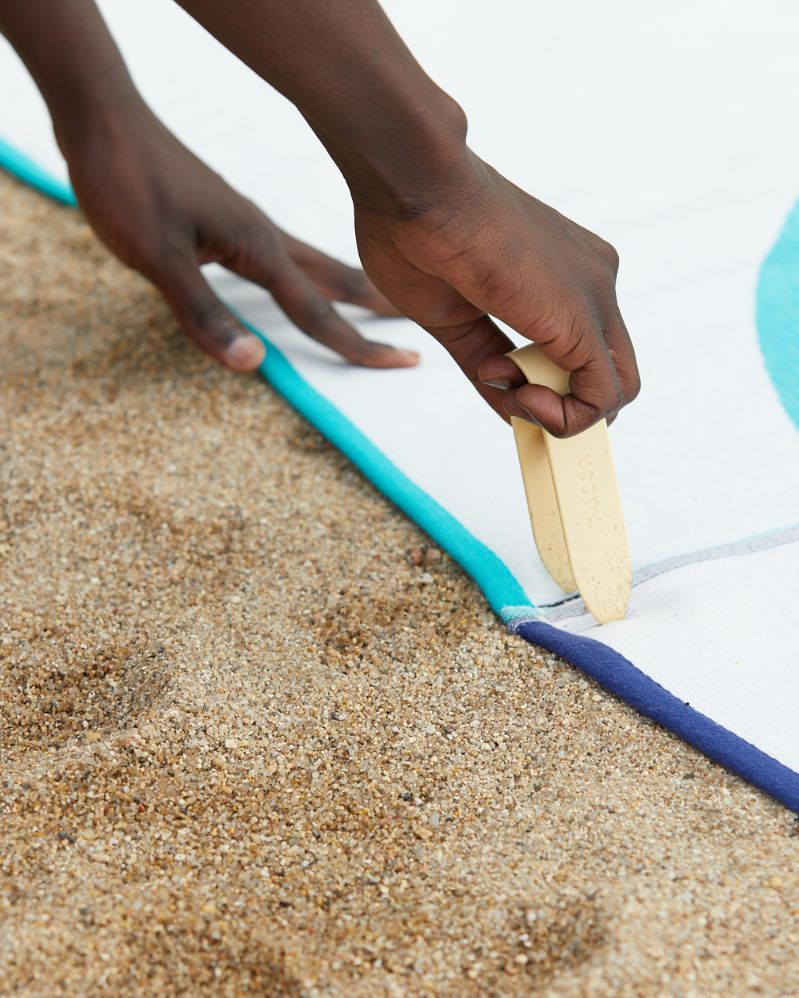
left=1, top=172, right=798, bottom=997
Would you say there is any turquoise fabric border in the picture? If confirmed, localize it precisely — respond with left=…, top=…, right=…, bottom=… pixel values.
left=0, top=137, right=75, bottom=206
left=247, top=320, right=531, bottom=615
left=0, top=138, right=532, bottom=617
left=756, top=198, right=799, bottom=430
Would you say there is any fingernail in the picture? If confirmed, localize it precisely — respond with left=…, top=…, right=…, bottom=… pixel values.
left=483, top=378, right=513, bottom=390
left=395, top=349, right=420, bottom=366
left=518, top=404, right=542, bottom=427
left=224, top=334, right=265, bottom=371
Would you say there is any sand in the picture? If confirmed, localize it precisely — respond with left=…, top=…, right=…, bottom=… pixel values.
left=1, top=171, right=798, bottom=997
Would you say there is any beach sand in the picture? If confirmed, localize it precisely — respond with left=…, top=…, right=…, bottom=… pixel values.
left=1, top=172, right=798, bottom=997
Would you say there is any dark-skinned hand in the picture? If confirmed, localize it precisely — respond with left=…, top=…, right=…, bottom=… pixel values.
left=56, top=101, right=419, bottom=372
left=354, top=152, right=640, bottom=436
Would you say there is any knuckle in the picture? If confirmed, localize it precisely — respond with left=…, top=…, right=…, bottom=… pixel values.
left=267, top=249, right=297, bottom=284
left=587, top=263, right=616, bottom=301
left=531, top=304, right=582, bottom=348
left=347, top=340, right=372, bottom=365
left=559, top=410, right=583, bottom=439
left=145, top=240, right=190, bottom=282
left=236, top=230, right=282, bottom=281
left=339, top=266, right=369, bottom=299
left=551, top=310, right=595, bottom=366
left=252, top=222, right=282, bottom=260
left=600, top=240, right=620, bottom=274
left=585, top=231, right=620, bottom=275
left=602, top=383, right=624, bottom=415
left=136, top=243, right=174, bottom=281
left=191, top=297, right=228, bottom=330
left=300, top=293, right=337, bottom=328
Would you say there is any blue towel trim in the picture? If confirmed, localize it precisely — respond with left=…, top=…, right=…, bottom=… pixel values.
left=512, top=618, right=799, bottom=814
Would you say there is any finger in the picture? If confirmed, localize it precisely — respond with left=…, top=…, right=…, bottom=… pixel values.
left=476, top=353, right=529, bottom=391
left=505, top=338, right=623, bottom=437
left=268, top=263, right=418, bottom=368
left=426, top=313, right=518, bottom=420
left=603, top=304, right=641, bottom=405
left=498, top=296, right=625, bottom=435
left=283, top=235, right=401, bottom=316
left=155, top=258, right=265, bottom=371
left=504, top=382, right=615, bottom=437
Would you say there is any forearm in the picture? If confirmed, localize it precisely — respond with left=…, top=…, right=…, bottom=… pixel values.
left=174, top=0, right=469, bottom=211
left=0, top=0, right=142, bottom=147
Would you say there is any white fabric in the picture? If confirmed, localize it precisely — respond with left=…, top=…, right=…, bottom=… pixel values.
left=2, top=2, right=798, bottom=776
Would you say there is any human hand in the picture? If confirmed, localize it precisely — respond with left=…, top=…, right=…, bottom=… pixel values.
left=56, top=101, right=418, bottom=372
left=353, top=151, right=639, bottom=436
left=150, top=0, right=636, bottom=428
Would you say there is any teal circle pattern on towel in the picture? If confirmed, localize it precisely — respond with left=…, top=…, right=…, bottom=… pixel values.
left=757, top=200, right=799, bottom=430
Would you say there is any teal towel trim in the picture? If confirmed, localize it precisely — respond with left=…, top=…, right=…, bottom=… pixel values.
left=0, top=137, right=75, bottom=206
left=247, top=320, right=532, bottom=615
left=756, top=199, right=799, bottom=430
left=0, top=137, right=532, bottom=617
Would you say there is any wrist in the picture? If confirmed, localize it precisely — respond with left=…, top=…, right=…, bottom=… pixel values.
left=0, top=0, right=144, bottom=152
left=313, top=87, right=471, bottom=218
left=51, top=76, right=147, bottom=155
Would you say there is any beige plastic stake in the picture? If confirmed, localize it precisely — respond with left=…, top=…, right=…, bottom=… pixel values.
left=507, top=344, right=631, bottom=624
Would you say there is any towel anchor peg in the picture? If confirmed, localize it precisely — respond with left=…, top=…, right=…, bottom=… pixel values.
left=507, top=343, right=632, bottom=624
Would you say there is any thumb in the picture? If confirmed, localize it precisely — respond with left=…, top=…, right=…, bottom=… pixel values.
left=155, top=258, right=265, bottom=371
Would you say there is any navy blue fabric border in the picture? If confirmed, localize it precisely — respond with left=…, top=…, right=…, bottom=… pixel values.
left=514, top=619, right=799, bottom=814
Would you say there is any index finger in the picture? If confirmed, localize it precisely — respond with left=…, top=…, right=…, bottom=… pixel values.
left=503, top=334, right=624, bottom=437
